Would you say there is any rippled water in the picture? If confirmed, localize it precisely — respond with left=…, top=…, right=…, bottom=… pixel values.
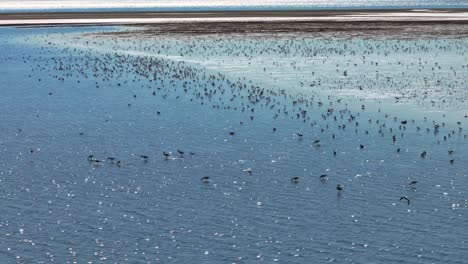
left=1, top=0, right=468, bottom=12
left=0, top=25, right=467, bottom=263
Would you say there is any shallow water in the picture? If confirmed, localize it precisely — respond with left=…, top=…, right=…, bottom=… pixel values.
left=0, top=25, right=467, bottom=263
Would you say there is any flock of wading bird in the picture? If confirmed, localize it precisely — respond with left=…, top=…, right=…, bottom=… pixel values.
left=23, top=30, right=468, bottom=207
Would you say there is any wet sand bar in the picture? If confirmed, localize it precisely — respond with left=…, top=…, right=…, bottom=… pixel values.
left=1, top=8, right=468, bottom=26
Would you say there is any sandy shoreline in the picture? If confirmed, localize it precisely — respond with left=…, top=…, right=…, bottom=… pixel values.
left=1, top=9, right=468, bottom=26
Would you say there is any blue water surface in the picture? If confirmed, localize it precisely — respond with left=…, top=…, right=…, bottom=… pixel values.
left=0, top=25, right=467, bottom=263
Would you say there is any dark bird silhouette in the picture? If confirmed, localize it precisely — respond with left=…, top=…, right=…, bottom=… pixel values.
left=336, top=184, right=343, bottom=191
left=320, top=174, right=328, bottom=181
left=291, top=176, right=299, bottom=183
left=229, top=131, right=235, bottom=136
left=140, top=155, right=149, bottom=160
left=420, top=151, right=427, bottom=158
left=177, top=149, right=184, bottom=158
left=201, top=176, right=210, bottom=182
left=400, top=196, right=410, bottom=205
left=91, top=159, right=102, bottom=166
left=163, top=152, right=170, bottom=160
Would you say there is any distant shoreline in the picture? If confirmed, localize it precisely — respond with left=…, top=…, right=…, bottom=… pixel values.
left=1, top=9, right=468, bottom=26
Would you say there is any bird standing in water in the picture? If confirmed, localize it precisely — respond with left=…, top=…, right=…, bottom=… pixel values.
left=201, top=176, right=210, bottom=183
left=177, top=149, right=184, bottom=158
